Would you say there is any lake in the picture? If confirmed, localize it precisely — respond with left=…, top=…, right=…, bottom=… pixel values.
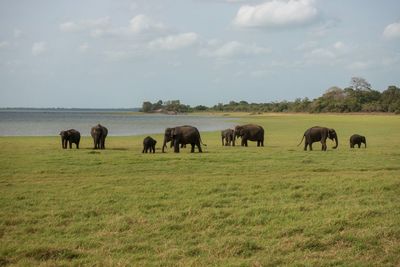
left=0, top=109, right=237, bottom=136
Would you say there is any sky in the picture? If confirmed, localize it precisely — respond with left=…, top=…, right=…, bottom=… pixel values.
left=0, top=0, right=399, bottom=108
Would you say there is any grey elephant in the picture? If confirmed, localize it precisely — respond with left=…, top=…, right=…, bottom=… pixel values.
left=59, top=129, right=81, bottom=149
left=221, top=129, right=235, bottom=146
left=162, top=125, right=206, bottom=153
left=234, top=124, right=264, bottom=147
left=143, top=136, right=157, bottom=153
left=91, top=124, right=108, bottom=149
left=298, top=126, right=338, bottom=151
left=350, top=134, right=366, bottom=148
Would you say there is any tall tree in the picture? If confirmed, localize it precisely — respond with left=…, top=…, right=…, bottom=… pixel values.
left=350, top=77, right=372, bottom=91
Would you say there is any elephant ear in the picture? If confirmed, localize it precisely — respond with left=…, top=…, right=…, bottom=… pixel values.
left=328, top=129, right=335, bottom=138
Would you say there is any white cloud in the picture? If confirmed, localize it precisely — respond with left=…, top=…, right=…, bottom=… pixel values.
left=200, top=41, right=270, bottom=58
left=305, top=48, right=335, bottom=60
left=129, top=14, right=166, bottom=34
left=0, top=41, right=9, bottom=49
left=296, top=40, right=318, bottom=51
left=346, top=61, right=371, bottom=71
left=13, top=29, right=22, bottom=38
left=333, top=41, right=345, bottom=50
left=59, top=17, right=111, bottom=32
left=303, top=41, right=349, bottom=65
left=78, top=43, right=89, bottom=52
left=233, top=0, right=318, bottom=28
left=383, top=21, right=400, bottom=40
left=148, top=32, right=198, bottom=50
left=32, top=42, right=47, bottom=56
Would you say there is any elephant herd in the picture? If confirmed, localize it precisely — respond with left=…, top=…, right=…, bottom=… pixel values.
left=59, top=124, right=367, bottom=152
left=59, top=124, right=108, bottom=150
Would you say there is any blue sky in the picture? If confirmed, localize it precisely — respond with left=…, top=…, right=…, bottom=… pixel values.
left=0, top=0, right=399, bottom=108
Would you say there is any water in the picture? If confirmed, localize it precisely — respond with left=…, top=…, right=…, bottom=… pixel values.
left=0, top=109, right=237, bottom=136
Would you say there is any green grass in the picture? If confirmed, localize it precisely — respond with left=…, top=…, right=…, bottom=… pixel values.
left=1, top=113, right=400, bottom=266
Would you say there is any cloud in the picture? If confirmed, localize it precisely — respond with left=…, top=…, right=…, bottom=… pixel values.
left=303, top=41, right=348, bottom=64
left=148, top=32, right=198, bottom=50
left=129, top=14, right=166, bottom=34
left=346, top=61, right=372, bottom=71
left=200, top=41, right=270, bottom=58
left=13, top=29, right=22, bottom=38
left=0, top=41, right=10, bottom=49
left=383, top=21, right=400, bottom=40
left=78, top=43, right=89, bottom=52
left=32, top=42, right=47, bottom=56
left=59, top=17, right=111, bottom=33
left=233, top=0, right=318, bottom=28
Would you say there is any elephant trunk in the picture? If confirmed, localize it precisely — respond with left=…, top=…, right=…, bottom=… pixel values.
left=364, top=140, right=367, bottom=148
left=333, top=136, right=338, bottom=149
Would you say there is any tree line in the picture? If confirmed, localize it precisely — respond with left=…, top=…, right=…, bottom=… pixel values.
left=141, top=77, right=400, bottom=114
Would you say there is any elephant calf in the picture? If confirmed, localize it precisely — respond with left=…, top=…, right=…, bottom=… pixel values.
left=221, top=128, right=235, bottom=146
left=143, top=136, right=157, bottom=153
left=59, top=129, right=81, bottom=149
left=350, top=134, right=366, bottom=148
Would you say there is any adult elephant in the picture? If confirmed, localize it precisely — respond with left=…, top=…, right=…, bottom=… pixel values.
left=162, top=125, right=206, bottom=153
left=234, top=124, right=264, bottom=147
left=91, top=124, right=108, bottom=149
left=350, top=134, right=366, bottom=148
left=221, top=128, right=235, bottom=146
left=298, top=126, right=338, bottom=151
left=59, top=129, right=80, bottom=149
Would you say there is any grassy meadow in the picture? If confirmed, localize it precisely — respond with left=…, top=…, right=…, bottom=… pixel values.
left=1, top=113, right=400, bottom=266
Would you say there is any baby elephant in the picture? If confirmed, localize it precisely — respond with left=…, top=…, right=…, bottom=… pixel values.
left=143, top=136, right=157, bottom=153
left=350, top=134, right=366, bottom=148
left=60, top=129, right=81, bottom=149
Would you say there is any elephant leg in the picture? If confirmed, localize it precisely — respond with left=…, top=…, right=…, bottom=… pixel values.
left=358, top=143, right=361, bottom=148
left=321, top=142, right=325, bottom=151
left=152, top=146, right=155, bottom=153
left=190, top=144, right=195, bottom=153
left=174, top=140, right=180, bottom=153
left=245, top=139, right=248, bottom=147
left=261, top=140, right=264, bottom=147
left=222, top=137, right=224, bottom=146
left=304, top=142, right=307, bottom=151
left=69, top=141, right=72, bottom=149
left=309, top=143, right=313, bottom=151
left=76, top=141, right=79, bottom=149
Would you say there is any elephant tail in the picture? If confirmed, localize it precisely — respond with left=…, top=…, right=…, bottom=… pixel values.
left=297, top=135, right=305, bottom=146
left=200, top=136, right=207, bottom=147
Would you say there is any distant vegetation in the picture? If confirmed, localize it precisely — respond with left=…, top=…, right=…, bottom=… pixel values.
left=141, top=77, right=400, bottom=114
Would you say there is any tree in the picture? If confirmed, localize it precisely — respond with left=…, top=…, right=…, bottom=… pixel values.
left=380, top=86, right=400, bottom=113
left=141, top=101, right=153, bottom=113
left=350, top=77, right=372, bottom=91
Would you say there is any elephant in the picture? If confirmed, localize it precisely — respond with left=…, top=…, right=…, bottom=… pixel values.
left=234, top=124, right=264, bottom=147
left=221, top=129, right=235, bottom=146
left=162, top=125, right=206, bottom=153
left=298, top=126, right=338, bottom=151
left=91, top=124, right=108, bottom=149
left=143, top=136, right=157, bottom=153
left=59, top=129, right=80, bottom=149
left=350, top=134, right=366, bottom=148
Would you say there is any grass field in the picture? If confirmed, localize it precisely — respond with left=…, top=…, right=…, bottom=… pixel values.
left=1, top=113, right=400, bottom=266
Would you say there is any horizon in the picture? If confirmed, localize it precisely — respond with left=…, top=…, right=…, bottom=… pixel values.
left=1, top=0, right=400, bottom=108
